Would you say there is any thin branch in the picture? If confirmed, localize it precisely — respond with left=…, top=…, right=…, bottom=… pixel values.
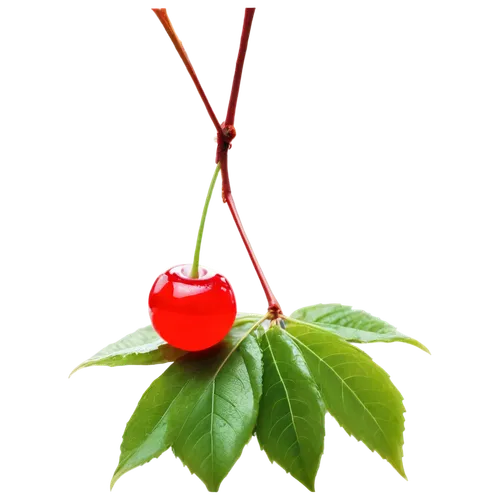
left=152, top=8, right=222, bottom=136
left=218, top=151, right=285, bottom=319
left=225, top=8, right=255, bottom=127
left=217, top=9, right=282, bottom=316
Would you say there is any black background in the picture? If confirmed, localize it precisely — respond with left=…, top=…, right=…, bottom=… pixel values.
left=59, top=0, right=445, bottom=498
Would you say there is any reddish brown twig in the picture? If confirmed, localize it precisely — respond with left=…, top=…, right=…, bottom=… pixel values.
left=219, top=151, right=285, bottom=319
left=218, top=9, right=281, bottom=316
left=225, top=8, right=255, bottom=128
left=152, top=8, right=222, bottom=136
left=153, top=7, right=282, bottom=317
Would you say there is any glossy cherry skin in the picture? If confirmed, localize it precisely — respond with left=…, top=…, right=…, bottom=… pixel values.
left=148, top=264, right=237, bottom=351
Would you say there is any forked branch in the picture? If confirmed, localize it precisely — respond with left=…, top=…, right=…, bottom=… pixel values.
left=153, top=8, right=282, bottom=316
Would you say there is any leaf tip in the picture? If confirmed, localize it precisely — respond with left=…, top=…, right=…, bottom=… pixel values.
left=296, top=478, right=319, bottom=496
left=417, top=342, right=434, bottom=358
left=205, top=482, right=220, bottom=493
left=106, top=473, right=120, bottom=493
left=388, top=457, right=412, bottom=483
left=66, top=365, right=78, bottom=380
left=66, top=361, right=89, bottom=380
left=396, top=469, right=413, bottom=483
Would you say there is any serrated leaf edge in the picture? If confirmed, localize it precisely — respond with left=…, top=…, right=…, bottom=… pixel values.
left=106, top=314, right=268, bottom=493
left=287, top=314, right=430, bottom=354
left=287, top=322, right=411, bottom=482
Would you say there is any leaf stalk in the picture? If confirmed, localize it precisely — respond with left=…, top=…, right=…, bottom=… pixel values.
left=191, top=163, right=221, bottom=278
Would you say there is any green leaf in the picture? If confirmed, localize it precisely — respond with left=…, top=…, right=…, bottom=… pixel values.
left=233, top=311, right=269, bottom=340
left=256, top=325, right=325, bottom=491
left=111, top=318, right=264, bottom=492
left=66, top=311, right=263, bottom=378
left=285, top=319, right=407, bottom=478
left=70, top=314, right=261, bottom=376
left=235, top=312, right=267, bottom=330
left=291, top=304, right=429, bottom=353
left=236, top=312, right=264, bottom=321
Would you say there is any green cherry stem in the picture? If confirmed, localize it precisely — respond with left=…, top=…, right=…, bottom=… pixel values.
left=191, top=162, right=221, bottom=278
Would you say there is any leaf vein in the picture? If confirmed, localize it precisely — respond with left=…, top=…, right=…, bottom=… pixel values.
left=276, top=421, right=294, bottom=446
left=267, top=339, right=298, bottom=454
left=215, top=391, right=245, bottom=420
left=290, top=334, right=391, bottom=447
left=267, top=412, right=291, bottom=440
left=215, top=411, right=239, bottom=435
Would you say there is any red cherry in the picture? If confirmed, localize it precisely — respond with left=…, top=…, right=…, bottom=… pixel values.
left=148, top=264, right=237, bottom=351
